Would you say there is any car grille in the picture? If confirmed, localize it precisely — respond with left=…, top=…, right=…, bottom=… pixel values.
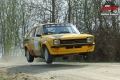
left=60, top=39, right=87, bottom=44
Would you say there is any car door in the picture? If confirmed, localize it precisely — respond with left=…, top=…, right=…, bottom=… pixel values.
left=29, top=26, right=41, bottom=56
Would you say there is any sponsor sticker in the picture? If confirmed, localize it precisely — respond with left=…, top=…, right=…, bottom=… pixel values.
left=101, top=1, right=119, bottom=16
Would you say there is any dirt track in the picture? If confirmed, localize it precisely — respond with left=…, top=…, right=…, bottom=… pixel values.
left=0, top=57, right=120, bottom=80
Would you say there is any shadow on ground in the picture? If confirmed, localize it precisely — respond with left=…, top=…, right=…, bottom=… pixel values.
left=7, top=62, right=88, bottom=74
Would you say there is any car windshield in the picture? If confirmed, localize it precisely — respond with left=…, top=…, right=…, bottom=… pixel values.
left=42, top=24, right=80, bottom=35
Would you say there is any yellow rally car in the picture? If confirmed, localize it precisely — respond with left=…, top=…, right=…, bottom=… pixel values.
left=23, top=23, right=95, bottom=64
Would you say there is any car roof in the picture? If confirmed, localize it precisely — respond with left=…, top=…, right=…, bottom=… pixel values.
left=35, top=23, right=71, bottom=26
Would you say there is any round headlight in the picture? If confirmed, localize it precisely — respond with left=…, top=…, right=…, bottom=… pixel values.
left=54, top=40, right=60, bottom=45
left=87, top=37, right=93, bottom=43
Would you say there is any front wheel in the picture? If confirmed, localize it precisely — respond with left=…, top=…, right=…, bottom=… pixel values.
left=44, top=47, right=53, bottom=64
left=83, top=52, right=93, bottom=62
left=25, top=49, right=34, bottom=62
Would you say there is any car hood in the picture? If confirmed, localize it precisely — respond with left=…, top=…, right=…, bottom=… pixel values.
left=43, top=34, right=94, bottom=40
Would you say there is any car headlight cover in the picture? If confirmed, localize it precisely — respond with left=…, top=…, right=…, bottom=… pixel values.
left=54, top=40, right=60, bottom=45
left=87, top=37, right=93, bottom=43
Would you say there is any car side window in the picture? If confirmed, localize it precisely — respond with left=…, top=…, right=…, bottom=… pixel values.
left=35, top=26, right=40, bottom=36
left=30, top=28, right=36, bottom=37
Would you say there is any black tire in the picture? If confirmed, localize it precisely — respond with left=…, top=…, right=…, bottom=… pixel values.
left=44, top=47, right=53, bottom=64
left=83, top=52, right=93, bottom=62
left=25, top=49, right=34, bottom=62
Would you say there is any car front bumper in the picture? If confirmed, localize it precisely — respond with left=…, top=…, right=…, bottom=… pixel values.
left=50, top=43, right=95, bottom=55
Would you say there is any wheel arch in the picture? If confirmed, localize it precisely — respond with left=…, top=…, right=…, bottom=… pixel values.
left=41, top=41, right=50, bottom=53
left=24, top=46, right=28, bottom=56
left=42, top=44, right=47, bottom=53
left=41, top=42, right=51, bottom=58
left=41, top=41, right=57, bottom=55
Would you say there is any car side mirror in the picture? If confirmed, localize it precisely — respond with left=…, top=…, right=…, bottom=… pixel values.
left=36, top=34, right=41, bottom=37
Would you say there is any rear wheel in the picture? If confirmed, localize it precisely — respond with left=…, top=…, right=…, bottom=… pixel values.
left=25, top=49, right=34, bottom=62
left=83, top=52, right=93, bottom=62
left=44, top=47, right=53, bottom=64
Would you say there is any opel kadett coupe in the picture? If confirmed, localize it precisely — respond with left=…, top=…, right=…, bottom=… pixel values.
left=23, top=23, right=95, bottom=64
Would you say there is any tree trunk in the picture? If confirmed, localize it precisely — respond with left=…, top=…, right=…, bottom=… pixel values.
left=68, top=0, right=71, bottom=23
left=52, top=0, right=55, bottom=23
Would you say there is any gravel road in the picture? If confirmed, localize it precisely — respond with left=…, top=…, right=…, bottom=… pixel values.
left=0, top=57, right=120, bottom=80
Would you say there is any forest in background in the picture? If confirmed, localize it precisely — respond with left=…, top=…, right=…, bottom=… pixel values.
left=0, top=0, right=120, bottom=62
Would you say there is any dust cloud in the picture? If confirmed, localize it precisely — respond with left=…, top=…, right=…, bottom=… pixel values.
left=0, top=55, right=27, bottom=64
left=0, top=49, right=27, bottom=64
left=0, top=49, right=45, bottom=64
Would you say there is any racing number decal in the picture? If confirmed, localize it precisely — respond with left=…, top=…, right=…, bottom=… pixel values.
left=34, top=40, right=39, bottom=51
